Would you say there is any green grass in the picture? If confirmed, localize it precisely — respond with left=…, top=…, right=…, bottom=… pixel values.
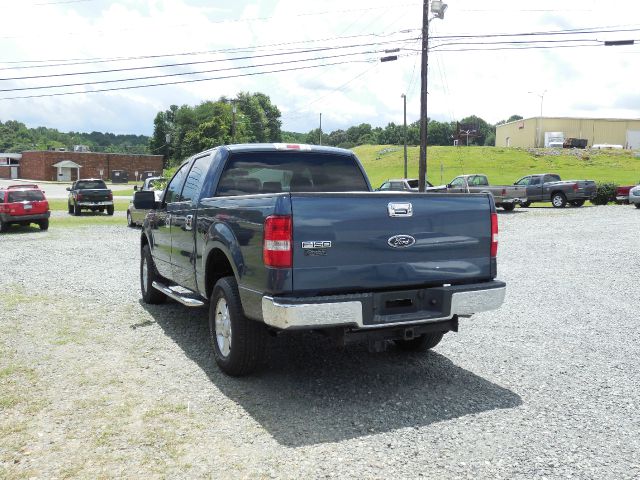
left=353, top=145, right=640, bottom=188
left=47, top=198, right=130, bottom=211
left=49, top=215, right=125, bottom=227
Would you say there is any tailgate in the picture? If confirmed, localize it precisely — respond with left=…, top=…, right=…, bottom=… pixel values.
left=15, top=200, right=48, bottom=215
left=80, top=189, right=111, bottom=201
left=290, top=192, right=493, bottom=293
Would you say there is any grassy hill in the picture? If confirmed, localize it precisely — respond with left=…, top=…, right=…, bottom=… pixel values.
left=353, top=145, right=640, bottom=188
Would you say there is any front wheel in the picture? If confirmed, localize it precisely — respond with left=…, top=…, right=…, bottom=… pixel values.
left=140, top=245, right=166, bottom=304
left=106, top=205, right=114, bottom=216
left=520, top=201, right=531, bottom=208
left=39, top=219, right=49, bottom=231
left=635, top=203, right=640, bottom=209
left=570, top=199, right=585, bottom=207
left=551, top=192, right=567, bottom=208
left=502, top=203, right=515, bottom=212
left=209, top=276, right=267, bottom=376
left=395, top=332, right=444, bottom=352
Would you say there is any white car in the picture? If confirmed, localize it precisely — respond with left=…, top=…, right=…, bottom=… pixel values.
left=629, top=185, right=640, bottom=209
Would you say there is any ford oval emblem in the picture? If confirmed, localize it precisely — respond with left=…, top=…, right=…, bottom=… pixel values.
left=388, top=234, right=416, bottom=248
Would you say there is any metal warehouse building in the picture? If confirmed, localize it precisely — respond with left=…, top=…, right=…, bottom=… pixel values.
left=495, top=117, right=640, bottom=149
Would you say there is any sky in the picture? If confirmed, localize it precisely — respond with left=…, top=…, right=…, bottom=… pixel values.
left=0, top=0, right=639, bottom=137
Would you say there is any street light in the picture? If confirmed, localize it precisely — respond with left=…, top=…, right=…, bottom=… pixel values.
left=528, top=90, right=546, bottom=147
left=401, top=93, right=408, bottom=179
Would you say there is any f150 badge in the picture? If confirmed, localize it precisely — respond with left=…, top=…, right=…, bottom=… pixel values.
left=388, top=235, right=416, bottom=248
left=302, top=241, right=331, bottom=256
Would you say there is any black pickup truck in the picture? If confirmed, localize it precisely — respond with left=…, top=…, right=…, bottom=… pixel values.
left=134, top=144, right=506, bottom=375
left=66, top=179, right=114, bottom=215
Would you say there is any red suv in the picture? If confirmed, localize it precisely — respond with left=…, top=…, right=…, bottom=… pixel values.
left=0, top=184, right=51, bottom=232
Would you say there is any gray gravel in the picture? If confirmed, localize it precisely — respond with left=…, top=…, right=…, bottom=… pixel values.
left=1, top=205, right=639, bottom=479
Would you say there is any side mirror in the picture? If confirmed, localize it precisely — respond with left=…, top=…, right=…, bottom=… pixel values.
left=446, top=184, right=452, bottom=188
left=65, top=187, right=71, bottom=191
left=133, top=185, right=138, bottom=191
left=133, top=190, right=157, bottom=210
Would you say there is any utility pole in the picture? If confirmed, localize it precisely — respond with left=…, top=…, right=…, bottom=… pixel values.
left=401, top=93, right=408, bottom=178
left=418, top=0, right=430, bottom=192
left=231, top=102, right=237, bottom=144
left=319, top=113, right=322, bottom=146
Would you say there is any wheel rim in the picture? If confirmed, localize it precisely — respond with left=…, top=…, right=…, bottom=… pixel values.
left=142, top=256, right=149, bottom=293
left=553, top=195, right=562, bottom=207
left=127, top=212, right=132, bottom=225
left=214, top=298, right=232, bottom=357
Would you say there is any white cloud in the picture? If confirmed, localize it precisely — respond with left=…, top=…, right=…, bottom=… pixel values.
left=1, top=0, right=639, bottom=138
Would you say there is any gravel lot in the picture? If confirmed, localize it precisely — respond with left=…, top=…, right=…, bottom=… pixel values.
left=1, top=205, right=639, bottom=479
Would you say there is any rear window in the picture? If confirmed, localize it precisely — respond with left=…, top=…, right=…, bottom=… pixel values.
left=216, top=152, right=369, bottom=196
left=8, top=190, right=45, bottom=202
left=75, top=180, right=107, bottom=189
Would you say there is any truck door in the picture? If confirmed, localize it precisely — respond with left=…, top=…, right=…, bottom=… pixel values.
left=170, top=154, right=212, bottom=291
left=150, top=163, right=189, bottom=278
left=448, top=176, right=466, bottom=193
left=528, top=176, right=543, bottom=201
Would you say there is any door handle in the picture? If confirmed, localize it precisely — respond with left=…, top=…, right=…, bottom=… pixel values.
left=185, top=214, right=193, bottom=231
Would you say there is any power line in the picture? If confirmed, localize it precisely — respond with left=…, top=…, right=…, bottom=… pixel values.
left=0, top=58, right=380, bottom=101
left=0, top=36, right=418, bottom=81
left=0, top=47, right=402, bottom=93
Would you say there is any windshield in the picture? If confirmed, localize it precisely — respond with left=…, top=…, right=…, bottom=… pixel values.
left=75, top=180, right=107, bottom=189
left=216, top=151, right=369, bottom=196
left=8, top=190, right=45, bottom=202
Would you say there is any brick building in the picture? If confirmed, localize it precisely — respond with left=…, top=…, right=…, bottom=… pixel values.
left=18, top=150, right=164, bottom=182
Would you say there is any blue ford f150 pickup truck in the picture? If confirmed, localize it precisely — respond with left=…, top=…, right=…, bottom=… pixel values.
left=134, top=143, right=506, bottom=375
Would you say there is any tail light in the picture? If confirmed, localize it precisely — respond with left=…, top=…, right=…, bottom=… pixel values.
left=108, top=192, right=113, bottom=200
left=263, top=215, right=292, bottom=268
left=501, top=188, right=507, bottom=195
left=77, top=193, right=84, bottom=201
left=490, top=212, right=498, bottom=257
left=572, top=183, right=578, bottom=191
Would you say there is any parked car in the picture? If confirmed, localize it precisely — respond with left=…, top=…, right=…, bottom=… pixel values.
left=629, top=185, right=640, bottom=208
left=0, top=184, right=50, bottom=232
left=66, top=179, right=114, bottom=215
left=615, top=185, right=636, bottom=204
left=513, top=174, right=596, bottom=208
left=377, top=178, right=435, bottom=191
left=127, top=176, right=166, bottom=227
left=430, top=174, right=527, bottom=211
left=134, top=143, right=505, bottom=376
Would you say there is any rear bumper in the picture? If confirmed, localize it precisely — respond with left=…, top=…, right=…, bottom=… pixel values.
left=497, top=197, right=527, bottom=205
left=77, top=201, right=113, bottom=207
left=261, top=280, right=506, bottom=330
left=0, top=212, right=50, bottom=222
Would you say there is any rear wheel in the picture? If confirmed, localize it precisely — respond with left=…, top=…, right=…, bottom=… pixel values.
left=570, top=199, right=585, bottom=207
left=106, top=205, right=114, bottom=216
left=68, top=203, right=73, bottom=214
left=73, top=203, right=81, bottom=216
left=635, top=203, right=640, bottom=209
left=127, top=211, right=134, bottom=227
left=140, top=245, right=166, bottom=304
left=502, top=203, right=515, bottom=212
left=551, top=192, right=567, bottom=208
left=0, top=220, right=8, bottom=233
left=209, top=276, right=267, bottom=376
left=39, top=219, right=49, bottom=231
left=395, top=332, right=444, bottom=351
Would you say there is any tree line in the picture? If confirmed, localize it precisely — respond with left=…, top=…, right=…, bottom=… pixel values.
left=0, top=119, right=149, bottom=154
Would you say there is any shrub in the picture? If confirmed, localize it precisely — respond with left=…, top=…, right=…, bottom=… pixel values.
left=591, top=182, right=618, bottom=205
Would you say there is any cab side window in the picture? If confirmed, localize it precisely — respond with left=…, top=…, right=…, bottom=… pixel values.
left=515, top=177, right=530, bottom=186
left=379, top=182, right=391, bottom=191
left=450, top=177, right=465, bottom=188
left=529, top=177, right=542, bottom=185
left=179, top=156, right=211, bottom=203
left=164, top=163, right=189, bottom=204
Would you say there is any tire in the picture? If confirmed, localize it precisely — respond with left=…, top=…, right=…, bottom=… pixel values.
left=570, top=199, right=585, bottom=207
left=127, top=211, right=134, bottom=227
left=209, top=276, right=267, bottom=376
left=73, top=203, right=81, bottom=216
left=0, top=220, right=8, bottom=233
left=395, top=332, right=444, bottom=352
left=551, top=192, right=567, bottom=208
left=39, top=219, right=49, bottom=231
left=106, top=205, right=114, bottom=216
left=99, top=207, right=105, bottom=213
left=635, top=203, right=640, bottom=209
left=68, top=203, right=74, bottom=214
left=140, top=244, right=166, bottom=304
left=502, top=203, right=515, bottom=212
left=520, top=201, right=531, bottom=208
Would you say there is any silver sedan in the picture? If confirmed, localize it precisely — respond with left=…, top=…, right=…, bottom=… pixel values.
left=630, top=185, right=640, bottom=208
